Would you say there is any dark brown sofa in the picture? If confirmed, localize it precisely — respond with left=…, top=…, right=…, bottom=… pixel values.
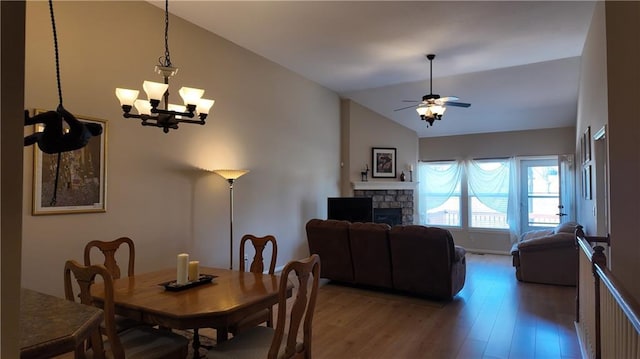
left=305, top=218, right=466, bottom=300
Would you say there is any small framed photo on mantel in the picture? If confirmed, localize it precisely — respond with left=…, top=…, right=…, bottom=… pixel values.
left=372, top=147, right=396, bottom=178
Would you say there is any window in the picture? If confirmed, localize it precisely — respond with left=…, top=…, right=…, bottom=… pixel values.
left=467, top=159, right=510, bottom=229
left=418, top=155, right=573, bottom=236
left=418, top=161, right=462, bottom=227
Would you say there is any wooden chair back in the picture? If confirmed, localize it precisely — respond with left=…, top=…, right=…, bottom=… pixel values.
left=84, top=237, right=135, bottom=279
left=270, top=254, right=321, bottom=359
left=64, top=260, right=122, bottom=359
left=240, top=234, right=277, bottom=274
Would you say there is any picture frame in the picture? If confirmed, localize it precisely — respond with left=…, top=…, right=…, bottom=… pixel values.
left=371, top=147, right=396, bottom=178
left=32, top=110, right=107, bottom=215
left=583, top=165, right=592, bottom=200
left=583, top=126, right=591, bottom=164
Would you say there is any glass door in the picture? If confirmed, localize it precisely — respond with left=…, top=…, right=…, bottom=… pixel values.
left=520, top=158, right=562, bottom=233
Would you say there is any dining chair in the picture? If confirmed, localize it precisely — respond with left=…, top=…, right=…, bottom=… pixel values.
left=207, top=254, right=321, bottom=359
left=84, top=237, right=135, bottom=279
left=84, top=237, right=140, bottom=332
left=228, top=234, right=279, bottom=335
left=64, top=259, right=189, bottom=359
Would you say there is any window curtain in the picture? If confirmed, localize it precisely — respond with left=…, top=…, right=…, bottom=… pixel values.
left=467, top=159, right=518, bottom=239
left=507, top=157, right=521, bottom=242
left=417, top=161, right=462, bottom=224
left=466, top=159, right=510, bottom=211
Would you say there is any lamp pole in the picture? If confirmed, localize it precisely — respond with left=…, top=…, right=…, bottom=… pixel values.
left=227, top=178, right=235, bottom=270
left=212, top=169, right=249, bottom=271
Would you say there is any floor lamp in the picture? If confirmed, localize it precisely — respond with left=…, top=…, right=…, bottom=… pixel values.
left=213, top=169, right=249, bottom=270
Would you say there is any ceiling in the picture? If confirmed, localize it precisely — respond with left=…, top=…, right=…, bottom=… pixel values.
left=153, top=1, right=596, bottom=138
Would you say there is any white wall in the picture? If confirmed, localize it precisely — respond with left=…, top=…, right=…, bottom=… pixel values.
left=602, top=2, right=640, bottom=300
left=22, top=1, right=340, bottom=297
left=341, top=99, right=418, bottom=194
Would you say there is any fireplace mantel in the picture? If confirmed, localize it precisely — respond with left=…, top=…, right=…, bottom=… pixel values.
left=351, top=181, right=418, bottom=191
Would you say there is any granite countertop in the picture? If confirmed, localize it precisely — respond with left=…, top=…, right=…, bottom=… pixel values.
left=20, top=288, right=103, bottom=359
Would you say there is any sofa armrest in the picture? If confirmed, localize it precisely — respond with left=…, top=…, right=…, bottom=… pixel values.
left=454, top=245, right=466, bottom=263
left=517, top=232, right=575, bottom=252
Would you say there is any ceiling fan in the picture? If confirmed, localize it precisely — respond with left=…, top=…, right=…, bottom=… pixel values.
left=395, top=54, right=471, bottom=127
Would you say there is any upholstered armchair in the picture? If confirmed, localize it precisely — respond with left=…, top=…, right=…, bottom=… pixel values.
left=511, top=222, right=579, bottom=286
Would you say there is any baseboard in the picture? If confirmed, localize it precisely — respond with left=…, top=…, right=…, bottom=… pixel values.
left=465, top=249, right=511, bottom=256
left=574, top=320, right=590, bottom=359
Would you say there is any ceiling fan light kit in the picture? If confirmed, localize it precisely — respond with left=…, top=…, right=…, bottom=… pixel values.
left=395, top=54, right=470, bottom=128
left=115, top=0, right=215, bottom=133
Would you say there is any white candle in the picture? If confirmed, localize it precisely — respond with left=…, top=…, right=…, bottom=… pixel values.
left=409, top=164, right=414, bottom=171
left=177, top=253, right=189, bottom=285
left=188, top=260, right=200, bottom=282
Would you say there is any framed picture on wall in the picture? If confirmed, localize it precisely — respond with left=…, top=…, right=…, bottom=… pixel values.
left=31, top=110, right=107, bottom=215
left=372, top=147, right=396, bottom=178
left=583, top=126, right=591, bottom=164
left=583, top=165, right=592, bottom=200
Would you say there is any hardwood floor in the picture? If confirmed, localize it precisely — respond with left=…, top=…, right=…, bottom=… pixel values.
left=310, top=253, right=581, bottom=359
left=56, top=253, right=580, bottom=359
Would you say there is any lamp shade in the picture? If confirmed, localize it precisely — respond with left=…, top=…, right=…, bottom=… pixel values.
left=416, top=105, right=428, bottom=116
left=197, top=99, right=215, bottom=115
left=179, top=87, right=205, bottom=106
left=143, top=81, right=169, bottom=101
left=213, top=169, right=249, bottom=181
left=115, top=88, right=139, bottom=106
left=134, top=99, right=152, bottom=115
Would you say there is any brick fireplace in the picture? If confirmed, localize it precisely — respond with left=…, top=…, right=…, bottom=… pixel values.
left=352, top=181, right=416, bottom=225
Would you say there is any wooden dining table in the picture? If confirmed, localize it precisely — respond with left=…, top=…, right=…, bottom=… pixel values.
left=90, top=267, right=292, bottom=353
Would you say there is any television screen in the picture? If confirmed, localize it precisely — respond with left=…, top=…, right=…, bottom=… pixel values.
left=327, top=197, right=373, bottom=223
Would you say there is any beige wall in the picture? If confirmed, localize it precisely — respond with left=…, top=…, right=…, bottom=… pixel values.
left=418, top=127, right=576, bottom=253
left=603, top=2, right=640, bottom=300
left=576, top=1, right=607, bottom=236
left=2, top=2, right=25, bottom=357
left=22, top=1, right=340, bottom=297
left=341, top=99, right=418, bottom=194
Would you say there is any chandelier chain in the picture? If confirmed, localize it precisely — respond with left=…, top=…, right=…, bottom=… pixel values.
left=48, top=0, right=63, bottom=105
left=161, top=0, right=172, bottom=68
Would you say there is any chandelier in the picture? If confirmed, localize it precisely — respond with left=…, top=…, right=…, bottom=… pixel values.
left=416, top=101, right=446, bottom=127
left=115, top=0, right=214, bottom=133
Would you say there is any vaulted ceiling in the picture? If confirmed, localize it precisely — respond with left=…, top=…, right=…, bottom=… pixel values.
left=154, top=1, right=596, bottom=138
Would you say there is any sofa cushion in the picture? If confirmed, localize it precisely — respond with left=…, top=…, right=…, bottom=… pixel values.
left=517, top=232, right=575, bottom=251
left=389, top=225, right=458, bottom=300
left=555, top=221, right=579, bottom=234
left=349, top=222, right=393, bottom=288
left=305, top=219, right=354, bottom=282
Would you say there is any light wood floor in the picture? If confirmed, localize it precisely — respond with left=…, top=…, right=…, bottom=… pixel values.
left=58, top=253, right=580, bottom=359
left=309, top=253, right=581, bottom=359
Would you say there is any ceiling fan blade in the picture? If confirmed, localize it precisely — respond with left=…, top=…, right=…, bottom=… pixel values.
left=394, top=104, right=420, bottom=111
left=445, top=101, right=471, bottom=108
left=439, top=96, right=459, bottom=102
left=401, top=100, right=421, bottom=103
